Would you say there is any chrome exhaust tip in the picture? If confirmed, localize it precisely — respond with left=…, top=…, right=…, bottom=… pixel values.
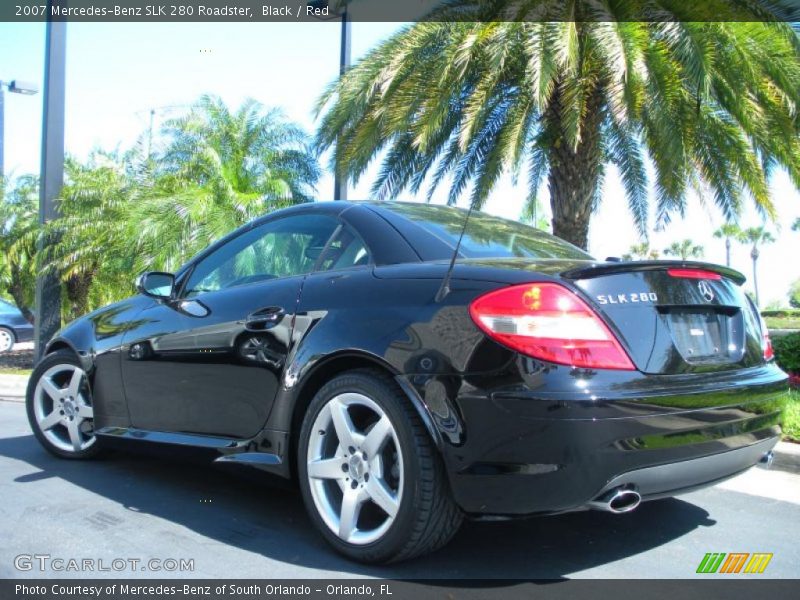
left=588, top=488, right=642, bottom=514
left=758, top=451, right=774, bottom=469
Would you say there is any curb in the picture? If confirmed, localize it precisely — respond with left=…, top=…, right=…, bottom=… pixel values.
left=773, top=441, right=800, bottom=474
left=0, top=373, right=27, bottom=403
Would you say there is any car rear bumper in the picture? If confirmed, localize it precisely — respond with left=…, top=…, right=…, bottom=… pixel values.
left=591, top=436, right=777, bottom=501
left=399, top=362, right=789, bottom=516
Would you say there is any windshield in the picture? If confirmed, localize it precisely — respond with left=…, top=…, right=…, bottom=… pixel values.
left=384, top=203, right=592, bottom=260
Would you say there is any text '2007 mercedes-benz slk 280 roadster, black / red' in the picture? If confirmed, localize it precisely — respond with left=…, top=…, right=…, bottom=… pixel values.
left=26, top=201, right=788, bottom=563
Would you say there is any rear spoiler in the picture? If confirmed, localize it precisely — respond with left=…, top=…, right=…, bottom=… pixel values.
left=561, top=260, right=746, bottom=285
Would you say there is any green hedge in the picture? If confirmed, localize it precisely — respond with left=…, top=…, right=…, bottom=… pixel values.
left=773, top=332, right=800, bottom=374
left=762, top=309, right=800, bottom=319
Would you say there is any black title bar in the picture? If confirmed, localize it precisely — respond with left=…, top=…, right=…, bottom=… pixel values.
left=3, top=0, right=800, bottom=23
left=4, top=579, right=800, bottom=600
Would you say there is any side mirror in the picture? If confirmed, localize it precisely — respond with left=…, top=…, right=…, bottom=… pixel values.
left=136, top=272, right=175, bottom=299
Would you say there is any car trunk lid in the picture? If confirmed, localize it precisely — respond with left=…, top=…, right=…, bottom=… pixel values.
left=374, top=258, right=766, bottom=375
left=561, top=261, right=765, bottom=374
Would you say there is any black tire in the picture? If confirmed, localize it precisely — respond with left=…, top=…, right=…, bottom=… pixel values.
left=26, top=349, right=104, bottom=460
left=297, top=368, right=463, bottom=563
left=0, top=326, right=15, bottom=353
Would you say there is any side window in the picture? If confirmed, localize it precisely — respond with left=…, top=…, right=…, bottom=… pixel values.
left=183, top=214, right=339, bottom=297
left=317, top=226, right=371, bottom=272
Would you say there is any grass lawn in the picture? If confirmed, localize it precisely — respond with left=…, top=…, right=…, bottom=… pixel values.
left=765, top=316, right=800, bottom=330
left=0, top=367, right=32, bottom=376
left=782, top=390, right=800, bottom=442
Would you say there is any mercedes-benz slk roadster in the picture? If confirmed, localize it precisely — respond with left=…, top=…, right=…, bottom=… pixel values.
left=27, top=201, right=788, bottom=563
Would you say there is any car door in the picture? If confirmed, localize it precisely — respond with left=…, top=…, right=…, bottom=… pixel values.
left=120, top=213, right=341, bottom=439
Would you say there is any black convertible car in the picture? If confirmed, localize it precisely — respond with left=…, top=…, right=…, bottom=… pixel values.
left=26, top=201, right=788, bottom=563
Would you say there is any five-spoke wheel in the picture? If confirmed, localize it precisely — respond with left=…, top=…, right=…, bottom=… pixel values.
left=298, top=369, right=462, bottom=564
left=26, top=349, right=101, bottom=459
left=306, top=392, right=403, bottom=545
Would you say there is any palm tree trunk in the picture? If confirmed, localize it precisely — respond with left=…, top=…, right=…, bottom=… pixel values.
left=8, top=264, right=34, bottom=323
left=65, top=270, right=94, bottom=321
left=751, top=247, right=760, bottom=308
left=546, top=81, right=605, bottom=250
left=725, top=238, right=731, bottom=267
left=9, top=286, right=34, bottom=324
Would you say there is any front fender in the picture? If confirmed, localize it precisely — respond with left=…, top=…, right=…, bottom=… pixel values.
left=43, top=333, right=94, bottom=374
left=41, top=295, right=152, bottom=429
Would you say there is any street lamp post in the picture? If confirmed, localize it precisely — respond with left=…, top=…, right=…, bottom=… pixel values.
left=34, top=13, right=68, bottom=360
left=334, top=5, right=351, bottom=202
left=0, top=80, right=39, bottom=179
left=308, top=0, right=351, bottom=201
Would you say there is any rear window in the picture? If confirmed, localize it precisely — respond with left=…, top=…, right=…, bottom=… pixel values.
left=384, top=203, right=592, bottom=260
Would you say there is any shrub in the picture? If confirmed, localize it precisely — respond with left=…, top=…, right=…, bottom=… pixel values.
left=781, top=391, right=800, bottom=441
left=790, top=279, right=800, bottom=309
left=773, top=332, right=800, bottom=375
left=762, top=309, right=800, bottom=319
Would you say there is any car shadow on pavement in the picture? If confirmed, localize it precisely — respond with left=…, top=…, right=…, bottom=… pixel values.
left=0, top=433, right=717, bottom=579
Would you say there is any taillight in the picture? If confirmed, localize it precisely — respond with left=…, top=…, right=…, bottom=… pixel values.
left=469, top=283, right=635, bottom=370
left=758, top=314, right=774, bottom=361
left=746, top=296, right=774, bottom=363
left=667, top=268, right=722, bottom=280
left=763, top=332, right=774, bottom=361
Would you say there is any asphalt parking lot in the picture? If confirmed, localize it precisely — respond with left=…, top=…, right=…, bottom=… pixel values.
left=1, top=398, right=798, bottom=580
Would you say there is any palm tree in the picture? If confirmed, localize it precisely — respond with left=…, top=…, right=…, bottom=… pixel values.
left=134, top=95, right=321, bottom=272
left=160, top=95, right=319, bottom=202
left=793, top=217, right=800, bottom=232
left=622, top=242, right=659, bottom=261
left=664, top=240, right=704, bottom=261
left=713, top=223, right=743, bottom=267
left=0, top=175, right=39, bottom=322
left=2, top=99, right=322, bottom=321
left=44, top=153, right=137, bottom=320
left=740, top=226, right=775, bottom=308
left=49, top=98, right=322, bottom=316
left=316, top=5, right=800, bottom=249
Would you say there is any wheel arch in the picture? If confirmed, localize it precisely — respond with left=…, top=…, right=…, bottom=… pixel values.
left=45, top=339, right=75, bottom=355
left=287, top=351, right=442, bottom=479
left=43, top=336, right=94, bottom=375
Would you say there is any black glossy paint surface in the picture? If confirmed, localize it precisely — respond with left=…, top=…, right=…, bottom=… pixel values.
left=43, top=201, right=789, bottom=516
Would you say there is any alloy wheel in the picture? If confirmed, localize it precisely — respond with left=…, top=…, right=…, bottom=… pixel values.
left=306, top=392, right=403, bottom=545
left=0, top=328, right=13, bottom=353
left=32, top=364, right=96, bottom=453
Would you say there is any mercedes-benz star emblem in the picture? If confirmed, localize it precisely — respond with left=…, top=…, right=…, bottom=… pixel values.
left=697, top=280, right=715, bottom=302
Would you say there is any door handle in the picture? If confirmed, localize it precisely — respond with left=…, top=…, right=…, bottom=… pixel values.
left=245, top=306, right=285, bottom=331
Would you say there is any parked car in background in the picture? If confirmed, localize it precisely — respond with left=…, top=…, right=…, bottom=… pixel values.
left=0, top=298, right=34, bottom=353
left=25, top=202, right=789, bottom=563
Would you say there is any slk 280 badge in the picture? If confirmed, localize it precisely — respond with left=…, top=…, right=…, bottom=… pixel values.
left=596, top=293, right=658, bottom=305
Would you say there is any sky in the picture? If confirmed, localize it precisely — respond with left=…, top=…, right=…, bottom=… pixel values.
left=1, top=19, right=798, bottom=306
